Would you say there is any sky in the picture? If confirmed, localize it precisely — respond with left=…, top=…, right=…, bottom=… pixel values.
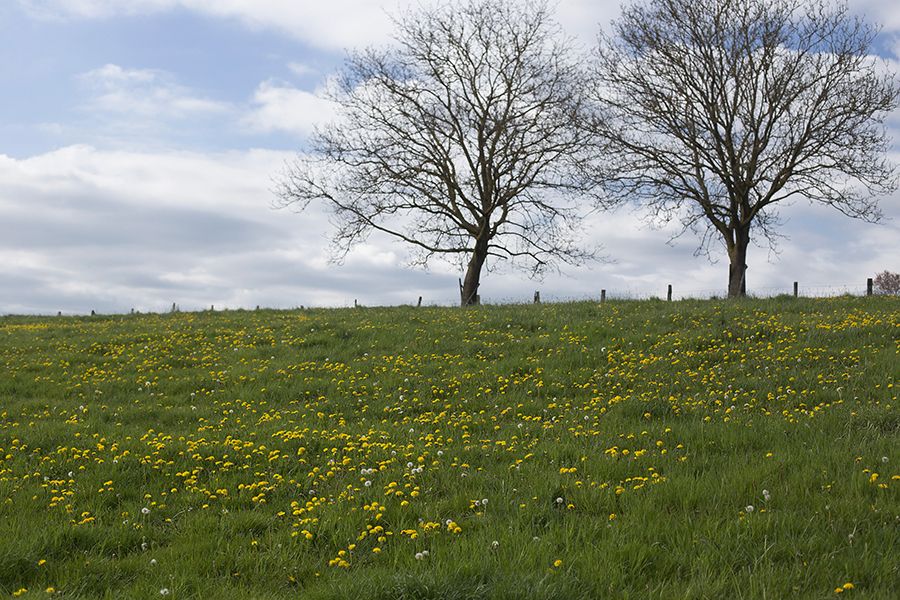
left=1, top=0, right=899, bottom=314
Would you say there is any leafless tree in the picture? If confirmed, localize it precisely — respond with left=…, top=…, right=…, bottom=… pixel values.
left=276, top=0, right=606, bottom=305
left=592, top=0, right=899, bottom=297
left=873, top=270, right=900, bottom=295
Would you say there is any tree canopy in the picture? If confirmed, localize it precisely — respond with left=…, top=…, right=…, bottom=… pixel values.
left=592, top=0, right=898, bottom=297
left=277, top=0, right=606, bottom=305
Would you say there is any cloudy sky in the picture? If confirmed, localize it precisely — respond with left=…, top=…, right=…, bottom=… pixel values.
left=1, top=0, right=899, bottom=314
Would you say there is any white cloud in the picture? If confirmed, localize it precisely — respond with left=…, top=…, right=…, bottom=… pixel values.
left=17, top=0, right=625, bottom=51
left=288, top=62, right=317, bottom=77
left=79, top=63, right=230, bottom=119
left=0, top=145, right=458, bottom=313
left=17, top=0, right=900, bottom=56
left=2, top=143, right=897, bottom=314
left=851, top=0, right=900, bottom=31
left=18, top=0, right=397, bottom=49
left=242, top=80, right=336, bottom=137
left=74, top=64, right=335, bottom=144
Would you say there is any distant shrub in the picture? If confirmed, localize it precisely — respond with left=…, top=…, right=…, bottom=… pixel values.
left=873, top=271, right=900, bottom=295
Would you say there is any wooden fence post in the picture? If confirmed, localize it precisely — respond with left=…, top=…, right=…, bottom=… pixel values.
left=600, top=289, right=606, bottom=304
left=534, top=291, right=541, bottom=304
left=417, top=296, right=422, bottom=307
left=667, top=284, right=673, bottom=302
left=867, top=278, right=873, bottom=296
left=793, top=281, right=798, bottom=298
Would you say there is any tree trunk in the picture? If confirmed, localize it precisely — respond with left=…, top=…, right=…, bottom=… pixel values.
left=727, top=226, right=750, bottom=298
left=460, top=238, right=488, bottom=306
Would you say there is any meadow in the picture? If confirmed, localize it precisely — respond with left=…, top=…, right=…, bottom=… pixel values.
left=0, top=297, right=897, bottom=599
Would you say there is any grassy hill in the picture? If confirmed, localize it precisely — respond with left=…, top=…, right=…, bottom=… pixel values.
left=0, top=297, right=897, bottom=599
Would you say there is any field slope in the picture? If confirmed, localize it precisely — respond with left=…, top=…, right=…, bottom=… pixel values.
left=0, top=297, right=898, bottom=599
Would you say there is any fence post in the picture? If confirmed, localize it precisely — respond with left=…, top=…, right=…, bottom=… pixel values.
left=534, top=291, right=541, bottom=304
left=867, top=278, right=873, bottom=296
left=600, top=289, right=606, bottom=304
left=667, top=284, right=672, bottom=302
left=417, top=296, right=422, bottom=307
left=793, top=281, right=798, bottom=298
left=354, top=299, right=358, bottom=308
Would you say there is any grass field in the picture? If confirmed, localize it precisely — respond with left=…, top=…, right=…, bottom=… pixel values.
left=0, top=297, right=897, bottom=599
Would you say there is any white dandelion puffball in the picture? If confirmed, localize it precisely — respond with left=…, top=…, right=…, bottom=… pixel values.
left=141, top=507, right=151, bottom=515
left=745, top=505, right=754, bottom=513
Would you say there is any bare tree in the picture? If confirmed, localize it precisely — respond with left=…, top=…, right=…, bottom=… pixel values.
left=592, top=0, right=899, bottom=297
left=874, top=270, right=900, bottom=295
left=276, top=0, right=605, bottom=306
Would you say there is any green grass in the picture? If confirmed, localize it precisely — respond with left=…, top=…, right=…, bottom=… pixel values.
left=0, top=296, right=897, bottom=599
